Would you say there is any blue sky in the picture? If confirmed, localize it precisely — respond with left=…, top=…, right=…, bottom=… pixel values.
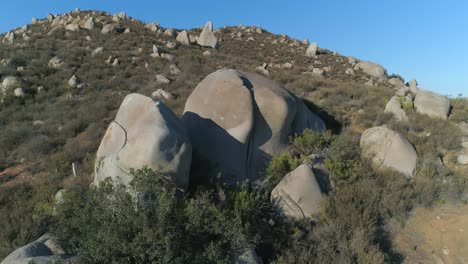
left=1, top=0, right=467, bottom=96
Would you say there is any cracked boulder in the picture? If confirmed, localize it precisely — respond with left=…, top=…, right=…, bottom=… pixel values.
left=182, top=69, right=325, bottom=185
left=271, top=164, right=324, bottom=220
left=94, top=93, right=192, bottom=191
left=360, top=126, right=417, bottom=177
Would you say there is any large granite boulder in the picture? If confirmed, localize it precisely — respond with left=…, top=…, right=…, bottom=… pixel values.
left=182, top=69, right=325, bottom=185
left=271, top=164, right=324, bottom=220
left=1, top=234, right=73, bottom=264
left=414, top=89, right=450, bottom=119
left=197, top=21, right=218, bottom=49
left=384, top=96, right=407, bottom=121
left=94, top=93, right=192, bottom=191
left=354, top=61, right=387, bottom=80
left=360, top=126, right=417, bottom=177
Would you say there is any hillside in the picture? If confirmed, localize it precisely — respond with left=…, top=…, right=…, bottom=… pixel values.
left=1, top=9, right=467, bottom=263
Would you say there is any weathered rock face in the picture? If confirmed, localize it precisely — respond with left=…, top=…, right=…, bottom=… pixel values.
left=1, top=76, right=20, bottom=94
left=1, top=233, right=72, bottom=264
left=182, top=69, right=325, bottom=185
left=354, top=61, right=387, bottom=80
left=384, top=96, right=407, bottom=121
left=414, top=89, right=450, bottom=119
left=197, top=21, right=218, bottom=49
left=360, top=126, right=417, bottom=177
left=271, top=164, right=324, bottom=220
left=94, top=94, right=192, bottom=191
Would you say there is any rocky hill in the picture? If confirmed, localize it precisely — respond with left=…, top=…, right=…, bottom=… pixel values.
left=0, top=9, right=467, bottom=263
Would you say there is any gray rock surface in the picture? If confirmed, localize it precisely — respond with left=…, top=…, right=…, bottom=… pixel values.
left=1, top=233, right=72, bottom=264
left=360, top=126, right=417, bottom=177
left=182, top=69, right=325, bottom=185
left=271, top=164, right=324, bottom=220
left=94, top=94, right=191, bottom=191
left=414, top=89, right=451, bottom=119
left=176, top=30, right=191, bottom=45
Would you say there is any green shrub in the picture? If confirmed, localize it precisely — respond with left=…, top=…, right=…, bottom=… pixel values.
left=264, top=153, right=299, bottom=189
left=54, top=168, right=278, bottom=264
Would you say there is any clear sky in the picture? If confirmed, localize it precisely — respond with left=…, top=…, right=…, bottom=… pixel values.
left=1, top=0, right=467, bottom=96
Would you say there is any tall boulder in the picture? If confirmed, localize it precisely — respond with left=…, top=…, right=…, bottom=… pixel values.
left=94, top=94, right=192, bottom=191
left=182, top=69, right=325, bottom=185
left=176, top=30, right=191, bottom=45
left=354, top=61, right=387, bottom=80
left=360, top=126, right=417, bottom=177
left=305, top=42, right=318, bottom=57
left=271, top=164, right=324, bottom=220
left=197, top=21, right=218, bottom=49
left=414, top=89, right=450, bottom=119
left=1, top=233, right=73, bottom=264
left=384, top=96, right=407, bottom=121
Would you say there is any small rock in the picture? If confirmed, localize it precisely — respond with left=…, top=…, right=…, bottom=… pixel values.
left=345, top=68, right=354, bottom=75
left=170, top=64, right=182, bottom=75
left=68, top=75, right=77, bottom=87
left=33, top=120, right=45, bottom=126
left=91, top=47, right=104, bottom=56
left=152, top=88, right=174, bottom=100
left=202, top=50, right=212, bottom=56
left=161, top=53, right=176, bottom=62
left=156, top=74, right=171, bottom=84
left=166, top=41, right=178, bottom=49
left=14, top=87, right=25, bottom=97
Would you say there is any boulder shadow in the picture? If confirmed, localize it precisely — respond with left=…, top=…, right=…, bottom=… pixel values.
left=301, top=99, right=342, bottom=134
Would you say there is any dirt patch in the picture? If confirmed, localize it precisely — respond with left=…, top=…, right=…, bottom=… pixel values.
left=393, top=203, right=468, bottom=264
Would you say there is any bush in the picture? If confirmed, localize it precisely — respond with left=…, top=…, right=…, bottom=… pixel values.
left=54, top=168, right=279, bottom=264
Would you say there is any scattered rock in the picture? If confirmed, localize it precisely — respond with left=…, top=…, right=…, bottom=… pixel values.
left=91, top=47, right=104, bottom=56
left=345, top=68, right=354, bottom=75
left=48, top=57, right=64, bottom=69
left=156, top=74, right=171, bottom=84
left=68, top=75, right=77, bottom=87
left=176, top=30, right=191, bottom=45
left=235, top=248, right=263, bottom=264
left=182, top=69, right=325, bottom=184
left=112, top=58, right=119, bottom=66
left=1, top=76, right=20, bottom=94
left=145, top=22, right=159, bottom=32
left=271, top=164, right=324, bottom=220
left=94, top=94, right=192, bottom=191
left=256, top=63, right=269, bottom=76
left=202, top=50, right=212, bottom=56
left=388, top=77, right=405, bottom=88
left=197, top=21, right=219, bottom=49
left=360, top=126, right=417, bottom=177
left=161, top=53, right=176, bottom=62
left=281, top=62, right=293, bottom=69
left=305, top=42, right=318, bottom=57
left=81, top=17, right=94, bottom=30
left=302, top=39, right=309, bottom=45
left=166, top=41, right=178, bottom=49
left=170, top=64, right=182, bottom=75
left=33, top=120, right=45, bottom=126
left=354, top=61, right=387, bottom=80
left=13, top=87, right=25, bottom=97
left=152, top=88, right=175, bottom=100
left=457, top=154, right=468, bottom=165
left=312, top=68, right=324, bottom=76
left=164, top=29, right=176, bottom=37
left=101, top=24, right=115, bottom=34
left=64, top=23, right=80, bottom=32
left=414, top=89, right=450, bottom=119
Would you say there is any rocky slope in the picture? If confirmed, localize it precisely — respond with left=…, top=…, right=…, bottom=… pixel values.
left=1, top=9, right=467, bottom=263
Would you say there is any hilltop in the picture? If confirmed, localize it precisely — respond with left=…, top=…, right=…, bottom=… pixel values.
left=0, top=9, right=467, bottom=263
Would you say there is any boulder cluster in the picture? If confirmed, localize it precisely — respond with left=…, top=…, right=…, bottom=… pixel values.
left=385, top=78, right=451, bottom=120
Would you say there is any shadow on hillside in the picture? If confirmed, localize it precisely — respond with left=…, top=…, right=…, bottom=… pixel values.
left=302, top=99, right=342, bottom=134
